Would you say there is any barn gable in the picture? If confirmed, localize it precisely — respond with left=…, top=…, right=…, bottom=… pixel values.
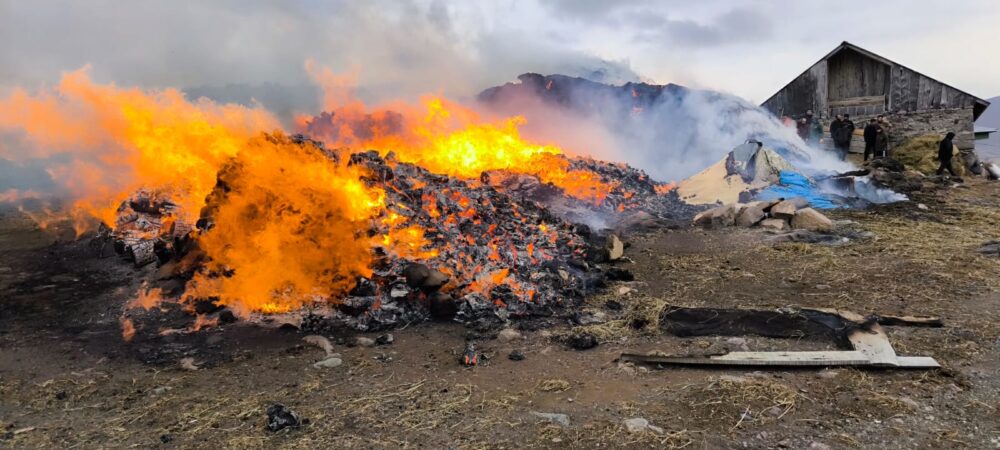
left=762, top=42, right=990, bottom=151
left=762, top=42, right=989, bottom=121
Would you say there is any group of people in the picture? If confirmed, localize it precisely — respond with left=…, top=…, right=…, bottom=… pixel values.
left=796, top=112, right=894, bottom=161
left=830, top=113, right=893, bottom=161
left=791, top=110, right=961, bottom=177
left=795, top=110, right=823, bottom=145
left=862, top=115, right=893, bottom=161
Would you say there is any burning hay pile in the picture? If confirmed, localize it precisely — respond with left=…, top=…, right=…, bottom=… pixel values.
left=109, top=134, right=684, bottom=333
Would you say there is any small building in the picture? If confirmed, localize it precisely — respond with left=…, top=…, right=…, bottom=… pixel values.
left=974, top=125, right=996, bottom=140
left=762, top=41, right=990, bottom=153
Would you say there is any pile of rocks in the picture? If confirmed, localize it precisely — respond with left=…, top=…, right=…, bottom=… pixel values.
left=692, top=197, right=833, bottom=232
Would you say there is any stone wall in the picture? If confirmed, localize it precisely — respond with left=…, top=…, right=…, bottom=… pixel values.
left=826, top=107, right=976, bottom=155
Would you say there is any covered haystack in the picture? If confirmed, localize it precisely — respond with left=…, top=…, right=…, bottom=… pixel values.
left=891, top=135, right=967, bottom=176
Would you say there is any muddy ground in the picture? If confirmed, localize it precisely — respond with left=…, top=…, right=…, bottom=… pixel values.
left=1, top=178, right=998, bottom=449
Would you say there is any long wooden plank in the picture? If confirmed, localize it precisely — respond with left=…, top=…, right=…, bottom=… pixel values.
left=895, top=357, right=940, bottom=368
left=620, top=351, right=940, bottom=368
left=620, top=351, right=871, bottom=367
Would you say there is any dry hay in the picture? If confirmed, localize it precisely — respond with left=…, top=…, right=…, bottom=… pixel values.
left=891, top=134, right=967, bottom=176
left=561, top=293, right=670, bottom=342
left=536, top=378, right=571, bottom=393
left=640, top=376, right=800, bottom=436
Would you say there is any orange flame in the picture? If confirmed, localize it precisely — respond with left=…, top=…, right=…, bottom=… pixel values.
left=120, top=317, right=136, bottom=342
left=127, top=285, right=164, bottom=310
left=298, top=69, right=616, bottom=204
left=655, top=182, right=677, bottom=195
left=183, top=135, right=385, bottom=315
left=0, top=67, right=279, bottom=232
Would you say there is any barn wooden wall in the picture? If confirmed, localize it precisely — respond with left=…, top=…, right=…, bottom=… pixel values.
left=762, top=46, right=984, bottom=137
left=888, top=65, right=978, bottom=113
left=827, top=49, right=889, bottom=100
left=761, top=61, right=826, bottom=119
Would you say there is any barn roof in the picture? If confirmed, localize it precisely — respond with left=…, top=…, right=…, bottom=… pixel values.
left=764, top=41, right=990, bottom=120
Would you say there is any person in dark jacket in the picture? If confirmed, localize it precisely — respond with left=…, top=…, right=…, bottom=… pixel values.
left=936, top=132, right=957, bottom=176
left=830, top=114, right=843, bottom=154
left=874, top=126, right=889, bottom=159
left=805, top=110, right=822, bottom=144
left=832, top=114, right=855, bottom=160
left=863, top=118, right=878, bottom=161
left=830, top=115, right=844, bottom=139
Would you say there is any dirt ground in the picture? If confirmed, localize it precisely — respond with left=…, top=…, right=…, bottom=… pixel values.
left=1, top=178, right=999, bottom=449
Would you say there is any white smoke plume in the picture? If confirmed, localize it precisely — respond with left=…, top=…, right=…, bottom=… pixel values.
left=477, top=74, right=854, bottom=183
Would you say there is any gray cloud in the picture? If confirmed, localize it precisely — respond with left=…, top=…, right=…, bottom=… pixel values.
left=0, top=0, right=637, bottom=116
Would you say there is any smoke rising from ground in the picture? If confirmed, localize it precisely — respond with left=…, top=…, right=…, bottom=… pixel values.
left=477, top=74, right=853, bottom=183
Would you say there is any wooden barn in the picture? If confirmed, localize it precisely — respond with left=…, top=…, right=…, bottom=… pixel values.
left=762, top=41, right=990, bottom=153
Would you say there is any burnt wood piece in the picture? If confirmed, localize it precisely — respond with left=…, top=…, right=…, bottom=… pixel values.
left=659, top=306, right=860, bottom=346
left=628, top=306, right=942, bottom=369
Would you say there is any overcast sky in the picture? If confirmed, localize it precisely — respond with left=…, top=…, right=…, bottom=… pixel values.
left=1, top=0, right=997, bottom=107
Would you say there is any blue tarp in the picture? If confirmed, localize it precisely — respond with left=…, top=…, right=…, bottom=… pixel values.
left=755, top=171, right=842, bottom=209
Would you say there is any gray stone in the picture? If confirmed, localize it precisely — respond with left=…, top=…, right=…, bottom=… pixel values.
left=497, top=328, right=522, bottom=341
left=764, top=405, right=785, bottom=417
left=693, top=204, right=738, bottom=228
left=402, top=263, right=450, bottom=289
left=574, top=310, right=608, bottom=326
left=313, top=356, right=343, bottom=369
left=770, top=198, right=808, bottom=220
left=791, top=208, right=833, bottom=232
left=623, top=417, right=663, bottom=434
left=898, top=396, right=920, bottom=409
left=606, top=234, right=625, bottom=260
left=531, top=411, right=570, bottom=427
left=917, top=203, right=929, bottom=210
left=389, top=285, right=409, bottom=298
left=808, top=442, right=832, bottom=450
left=736, top=203, right=767, bottom=227
left=759, top=218, right=789, bottom=231
left=355, top=337, right=376, bottom=347
left=725, top=337, right=747, bottom=346
left=421, top=270, right=450, bottom=289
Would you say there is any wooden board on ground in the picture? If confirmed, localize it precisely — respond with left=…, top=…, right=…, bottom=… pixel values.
left=625, top=308, right=941, bottom=369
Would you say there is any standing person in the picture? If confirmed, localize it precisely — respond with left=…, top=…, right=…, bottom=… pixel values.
left=839, top=114, right=856, bottom=160
left=877, top=114, right=893, bottom=156
left=806, top=110, right=822, bottom=144
left=797, top=117, right=809, bottom=140
left=831, top=114, right=855, bottom=160
left=830, top=114, right=844, bottom=156
left=936, top=132, right=957, bottom=176
left=874, top=125, right=889, bottom=159
left=863, top=118, right=879, bottom=161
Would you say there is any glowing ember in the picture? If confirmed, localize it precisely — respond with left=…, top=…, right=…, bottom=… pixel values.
left=127, top=285, right=165, bottom=311
left=120, top=317, right=136, bottom=342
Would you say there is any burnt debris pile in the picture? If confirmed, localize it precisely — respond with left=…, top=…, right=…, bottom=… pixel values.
left=106, top=134, right=690, bottom=332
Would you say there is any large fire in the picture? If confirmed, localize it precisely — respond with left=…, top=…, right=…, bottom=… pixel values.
left=299, top=97, right=616, bottom=203
left=0, top=67, right=630, bottom=320
left=0, top=68, right=278, bottom=233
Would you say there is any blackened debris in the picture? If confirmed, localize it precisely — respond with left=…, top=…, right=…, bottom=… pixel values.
left=265, top=403, right=301, bottom=432
left=567, top=332, right=599, bottom=350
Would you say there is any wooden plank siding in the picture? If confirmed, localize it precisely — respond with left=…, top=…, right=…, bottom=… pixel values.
left=827, top=49, right=889, bottom=100
left=763, top=42, right=988, bottom=123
